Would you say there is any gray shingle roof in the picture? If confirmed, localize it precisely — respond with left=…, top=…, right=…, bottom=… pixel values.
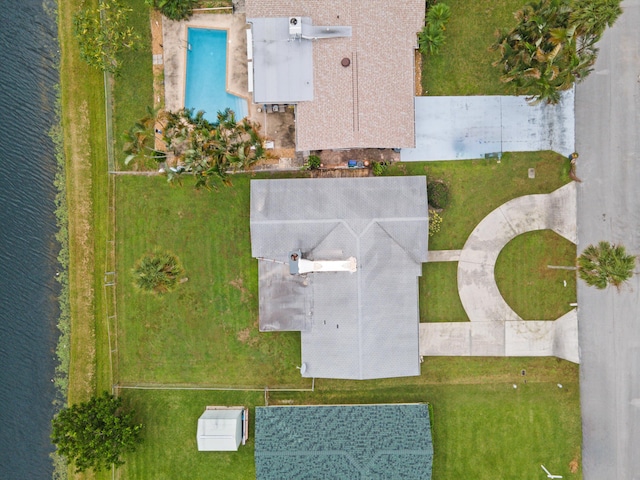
left=245, top=0, right=425, bottom=151
left=250, top=177, right=428, bottom=379
left=255, top=404, right=434, bottom=480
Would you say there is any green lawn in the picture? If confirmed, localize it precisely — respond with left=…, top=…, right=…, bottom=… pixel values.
left=119, top=357, right=581, bottom=480
left=420, top=262, right=469, bottom=322
left=116, top=155, right=573, bottom=380
left=496, top=230, right=577, bottom=320
left=112, top=0, right=154, bottom=170
left=119, top=389, right=260, bottom=480
left=115, top=174, right=306, bottom=387
left=422, top=0, right=524, bottom=95
left=387, top=152, right=571, bottom=250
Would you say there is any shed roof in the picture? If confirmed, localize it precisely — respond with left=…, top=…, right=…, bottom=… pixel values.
left=246, top=0, right=425, bottom=151
left=254, top=404, right=434, bottom=480
left=250, top=177, right=429, bottom=379
left=196, top=409, right=243, bottom=451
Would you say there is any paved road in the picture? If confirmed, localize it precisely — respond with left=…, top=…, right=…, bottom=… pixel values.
left=575, top=1, right=640, bottom=479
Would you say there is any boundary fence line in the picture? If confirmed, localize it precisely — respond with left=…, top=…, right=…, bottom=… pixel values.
left=115, top=379, right=316, bottom=392
left=102, top=56, right=118, bottom=391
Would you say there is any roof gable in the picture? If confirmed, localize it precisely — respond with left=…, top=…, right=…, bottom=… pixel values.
left=250, top=177, right=428, bottom=379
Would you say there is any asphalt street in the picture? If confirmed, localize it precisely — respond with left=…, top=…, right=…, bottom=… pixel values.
left=575, top=1, right=640, bottom=479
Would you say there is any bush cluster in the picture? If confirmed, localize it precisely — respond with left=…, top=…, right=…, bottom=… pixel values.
left=427, top=181, right=450, bottom=209
left=305, top=154, right=321, bottom=170
left=371, top=161, right=389, bottom=176
left=418, top=3, right=451, bottom=56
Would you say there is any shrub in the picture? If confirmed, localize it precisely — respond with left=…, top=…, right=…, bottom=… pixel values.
left=429, top=209, right=443, bottom=237
left=427, top=181, right=450, bottom=209
left=133, top=249, right=183, bottom=294
left=371, top=161, right=388, bottom=176
left=145, top=0, right=197, bottom=21
left=419, top=3, right=451, bottom=55
left=305, top=154, right=321, bottom=170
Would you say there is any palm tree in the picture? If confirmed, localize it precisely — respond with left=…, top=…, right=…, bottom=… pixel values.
left=145, top=0, right=197, bottom=21
left=123, top=106, right=167, bottom=166
left=578, top=241, right=636, bottom=289
left=491, top=0, right=620, bottom=104
left=133, top=250, right=183, bottom=294
left=163, top=107, right=265, bottom=188
left=570, top=0, right=622, bottom=38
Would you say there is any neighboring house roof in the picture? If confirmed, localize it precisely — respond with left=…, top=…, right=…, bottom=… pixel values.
left=245, top=0, right=425, bottom=151
left=250, top=177, right=429, bottom=380
left=254, top=404, right=434, bottom=480
left=196, top=408, right=245, bottom=451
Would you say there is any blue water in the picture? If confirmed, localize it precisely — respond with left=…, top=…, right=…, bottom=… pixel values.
left=185, top=28, right=248, bottom=122
left=0, top=0, right=61, bottom=478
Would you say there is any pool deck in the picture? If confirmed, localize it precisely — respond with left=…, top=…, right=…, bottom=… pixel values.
left=162, top=13, right=297, bottom=156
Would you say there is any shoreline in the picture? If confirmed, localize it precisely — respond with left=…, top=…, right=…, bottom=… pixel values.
left=55, top=0, right=112, bottom=477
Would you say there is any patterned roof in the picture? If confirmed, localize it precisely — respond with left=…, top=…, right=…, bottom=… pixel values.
left=255, top=404, right=434, bottom=480
left=245, top=0, right=425, bottom=150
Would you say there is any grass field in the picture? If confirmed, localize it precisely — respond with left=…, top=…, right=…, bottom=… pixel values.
left=115, top=174, right=306, bottom=387
left=421, top=0, right=525, bottom=95
left=496, top=230, right=577, bottom=319
left=111, top=0, right=154, bottom=170
left=117, top=356, right=581, bottom=480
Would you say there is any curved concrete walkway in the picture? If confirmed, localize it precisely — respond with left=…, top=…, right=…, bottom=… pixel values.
left=457, top=182, right=576, bottom=321
left=420, top=183, right=579, bottom=363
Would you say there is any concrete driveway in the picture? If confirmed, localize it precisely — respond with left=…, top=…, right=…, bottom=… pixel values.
left=402, top=93, right=575, bottom=161
left=575, top=0, right=640, bottom=478
left=420, top=184, right=579, bottom=363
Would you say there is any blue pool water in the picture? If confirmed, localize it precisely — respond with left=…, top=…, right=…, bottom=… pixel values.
left=185, top=28, right=248, bottom=121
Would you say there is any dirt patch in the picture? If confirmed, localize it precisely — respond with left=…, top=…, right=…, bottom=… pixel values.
left=230, top=277, right=251, bottom=304
left=315, top=148, right=400, bottom=167
left=236, top=327, right=258, bottom=346
left=415, top=49, right=423, bottom=96
left=569, top=456, right=580, bottom=473
left=151, top=10, right=165, bottom=152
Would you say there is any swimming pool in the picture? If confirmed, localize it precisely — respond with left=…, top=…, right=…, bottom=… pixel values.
left=184, top=28, right=248, bottom=122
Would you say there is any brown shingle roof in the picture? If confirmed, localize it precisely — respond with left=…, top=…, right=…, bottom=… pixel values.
left=246, top=0, right=425, bottom=151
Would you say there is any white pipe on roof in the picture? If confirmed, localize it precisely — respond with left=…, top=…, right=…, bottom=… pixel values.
left=298, top=257, right=357, bottom=274
left=246, top=28, right=253, bottom=61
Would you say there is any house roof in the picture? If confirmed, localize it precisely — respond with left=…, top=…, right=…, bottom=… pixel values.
left=196, top=409, right=243, bottom=451
left=245, top=0, right=425, bottom=151
left=250, top=177, right=429, bottom=380
left=254, top=404, right=434, bottom=480
left=248, top=17, right=315, bottom=104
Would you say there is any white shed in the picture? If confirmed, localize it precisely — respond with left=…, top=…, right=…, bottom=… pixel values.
left=196, top=407, right=248, bottom=451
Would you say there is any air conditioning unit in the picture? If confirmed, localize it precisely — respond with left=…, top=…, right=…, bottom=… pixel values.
left=289, top=17, right=302, bottom=36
